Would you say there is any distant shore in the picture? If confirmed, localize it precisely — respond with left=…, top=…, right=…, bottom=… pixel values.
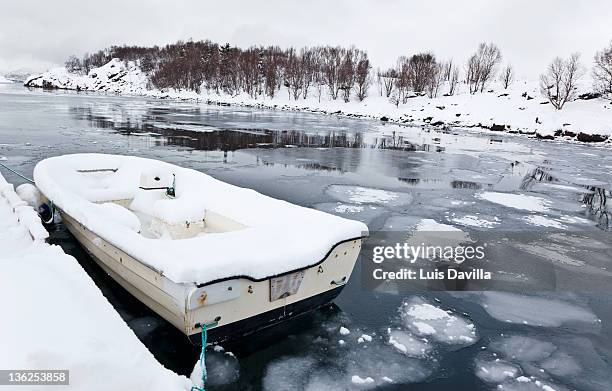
left=22, top=59, right=612, bottom=145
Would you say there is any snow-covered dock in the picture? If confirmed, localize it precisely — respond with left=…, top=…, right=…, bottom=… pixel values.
left=0, top=173, right=191, bottom=391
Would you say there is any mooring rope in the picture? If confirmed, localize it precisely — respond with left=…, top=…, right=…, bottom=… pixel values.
left=0, top=162, right=35, bottom=184
left=191, top=323, right=208, bottom=391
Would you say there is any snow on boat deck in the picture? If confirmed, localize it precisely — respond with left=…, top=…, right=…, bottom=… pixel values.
left=34, top=154, right=368, bottom=284
left=0, top=173, right=191, bottom=391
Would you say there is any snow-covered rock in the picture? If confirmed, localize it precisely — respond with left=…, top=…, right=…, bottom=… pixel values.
left=24, top=58, right=148, bottom=94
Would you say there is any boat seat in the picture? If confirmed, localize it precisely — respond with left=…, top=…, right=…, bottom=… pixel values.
left=97, top=202, right=141, bottom=233
left=154, top=198, right=207, bottom=225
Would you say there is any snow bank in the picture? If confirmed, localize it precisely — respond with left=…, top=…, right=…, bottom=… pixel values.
left=0, top=172, right=191, bottom=391
left=24, top=59, right=612, bottom=142
left=16, top=183, right=43, bottom=209
left=34, top=154, right=368, bottom=284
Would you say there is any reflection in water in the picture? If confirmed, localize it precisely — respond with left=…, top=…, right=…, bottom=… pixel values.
left=72, top=105, right=443, bottom=152
left=515, top=163, right=611, bottom=230
left=71, top=103, right=611, bottom=230
left=518, top=165, right=555, bottom=190
left=584, top=187, right=611, bottom=229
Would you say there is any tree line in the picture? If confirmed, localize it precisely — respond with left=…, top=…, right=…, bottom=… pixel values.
left=64, top=39, right=612, bottom=110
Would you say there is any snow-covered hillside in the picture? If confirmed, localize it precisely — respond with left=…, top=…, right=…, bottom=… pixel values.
left=24, top=59, right=612, bottom=143
left=24, top=58, right=148, bottom=94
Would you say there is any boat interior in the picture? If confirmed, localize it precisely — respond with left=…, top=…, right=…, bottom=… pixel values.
left=76, top=168, right=247, bottom=240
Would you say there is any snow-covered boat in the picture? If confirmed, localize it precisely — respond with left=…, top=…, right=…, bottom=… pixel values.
left=34, top=154, right=367, bottom=343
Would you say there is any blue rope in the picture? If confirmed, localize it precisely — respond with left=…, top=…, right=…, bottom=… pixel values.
left=0, top=162, right=35, bottom=184
left=191, top=324, right=207, bottom=391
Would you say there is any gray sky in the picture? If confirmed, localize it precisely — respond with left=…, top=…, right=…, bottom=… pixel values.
left=1, top=0, right=611, bottom=77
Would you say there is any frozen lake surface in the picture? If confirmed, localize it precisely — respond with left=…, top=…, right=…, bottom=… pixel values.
left=1, top=83, right=611, bottom=390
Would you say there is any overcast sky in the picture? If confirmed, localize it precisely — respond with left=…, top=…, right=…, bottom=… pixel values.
left=2, top=0, right=611, bottom=77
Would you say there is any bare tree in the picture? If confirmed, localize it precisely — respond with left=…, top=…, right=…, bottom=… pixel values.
left=300, top=48, right=316, bottom=99
left=448, top=66, right=459, bottom=95
left=379, top=68, right=396, bottom=98
left=443, top=59, right=453, bottom=81
left=408, top=52, right=437, bottom=93
left=427, top=63, right=444, bottom=98
left=354, top=51, right=371, bottom=101
left=321, top=47, right=342, bottom=100
left=499, top=64, right=514, bottom=89
left=338, top=48, right=357, bottom=102
left=540, top=53, right=584, bottom=110
left=65, top=55, right=83, bottom=74
left=394, top=56, right=411, bottom=104
left=593, top=41, right=612, bottom=97
left=285, top=48, right=304, bottom=100
left=466, top=42, right=502, bottom=93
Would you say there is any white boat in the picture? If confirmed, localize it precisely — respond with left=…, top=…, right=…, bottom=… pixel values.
left=34, top=154, right=367, bottom=343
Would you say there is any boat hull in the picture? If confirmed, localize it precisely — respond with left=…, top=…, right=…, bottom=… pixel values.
left=190, top=285, right=344, bottom=344
left=59, top=209, right=362, bottom=343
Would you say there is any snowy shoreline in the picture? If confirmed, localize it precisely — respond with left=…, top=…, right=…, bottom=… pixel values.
left=23, top=58, right=612, bottom=144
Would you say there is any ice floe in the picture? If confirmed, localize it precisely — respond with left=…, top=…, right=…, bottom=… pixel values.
left=315, top=202, right=383, bottom=224
left=477, top=334, right=611, bottom=391
left=388, top=329, right=431, bottom=357
left=475, top=358, right=521, bottom=383
left=490, top=336, right=557, bottom=362
left=326, top=184, right=412, bottom=206
left=334, top=204, right=365, bottom=214
left=523, top=215, right=567, bottom=229
left=351, top=375, right=374, bottom=385
left=476, top=192, right=552, bottom=212
left=263, top=311, right=434, bottom=390
left=399, top=298, right=477, bottom=345
left=415, top=218, right=462, bottom=232
left=477, top=292, right=600, bottom=327
left=451, top=214, right=500, bottom=228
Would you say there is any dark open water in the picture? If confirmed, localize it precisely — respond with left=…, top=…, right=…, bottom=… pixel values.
left=1, top=83, right=611, bottom=390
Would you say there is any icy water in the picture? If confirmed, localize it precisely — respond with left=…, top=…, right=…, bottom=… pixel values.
left=1, top=83, right=612, bottom=390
